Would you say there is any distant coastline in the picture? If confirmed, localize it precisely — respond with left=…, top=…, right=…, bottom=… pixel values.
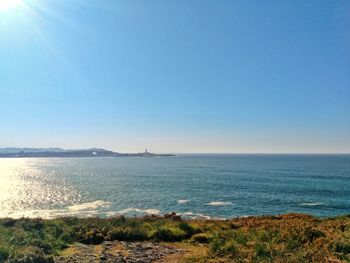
left=0, top=147, right=175, bottom=158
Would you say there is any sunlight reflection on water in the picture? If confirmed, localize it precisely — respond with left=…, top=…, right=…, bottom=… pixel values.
left=0, top=158, right=82, bottom=218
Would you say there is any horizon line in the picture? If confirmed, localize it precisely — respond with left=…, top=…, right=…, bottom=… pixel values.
left=0, top=147, right=349, bottom=155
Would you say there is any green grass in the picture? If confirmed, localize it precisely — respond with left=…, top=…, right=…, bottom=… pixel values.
left=0, top=213, right=349, bottom=262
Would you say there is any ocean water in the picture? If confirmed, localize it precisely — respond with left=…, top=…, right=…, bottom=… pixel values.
left=0, top=155, right=349, bottom=219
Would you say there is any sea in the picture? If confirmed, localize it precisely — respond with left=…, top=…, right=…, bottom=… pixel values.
left=0, top=154, right=349, bottom=219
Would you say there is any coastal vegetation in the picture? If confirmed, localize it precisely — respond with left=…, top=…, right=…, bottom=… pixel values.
left=0, top=213, right=349, bottom=262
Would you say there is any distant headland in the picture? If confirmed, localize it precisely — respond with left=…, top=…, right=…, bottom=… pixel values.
left=0, top=148, right=175, bottom=158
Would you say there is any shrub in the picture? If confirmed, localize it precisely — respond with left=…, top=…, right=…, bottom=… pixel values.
left=2, top=219, right=16, bottom=227
left=19, top=240, right=50, bottom=255
left=0, top=247, right=9, bottom=262
left=18, top=218, right=44, bottom=231
left=229, top=222, right=241, bottom=230
left=334, top=242, right=350, bottom=255
left=210, top=237, right=226, bottom=256
left=210, top=232, right=230, bottom=256
left=210, top=236, right=238, bottom=257
left=153, top=227, right=187, bottom=242
left=258, top=230, right=278, bottom=242
left=233, top=231, right=248, bottom=246
left=8, top=247, right=53, bottom=263
left=286, top=237, right=301, bottom=251
left=254, top=242, right=271, bottom=261
left=303, top=228, right=325, bottom=243
left=106, top=227, right=148, bottom=241
left=222, top=241, right=237, bottom=256
left=178, top=222, right=198, bottom=238
left=191, top=233, right=210, bottom=243
left=75, top=227, right=105, bottom=244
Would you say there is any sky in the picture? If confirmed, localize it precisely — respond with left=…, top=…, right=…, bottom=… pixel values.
left=0, top=0, right=349, bottom=153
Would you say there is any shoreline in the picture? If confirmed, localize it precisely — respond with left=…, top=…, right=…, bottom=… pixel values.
left=2, top=212, right=347, bottom=221
left=1, top=206, right=348, bottom=221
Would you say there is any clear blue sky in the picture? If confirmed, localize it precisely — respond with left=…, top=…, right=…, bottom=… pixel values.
left=0, top=0, right=349, bottom=153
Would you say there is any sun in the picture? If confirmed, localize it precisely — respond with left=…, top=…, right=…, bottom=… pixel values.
left=0, top=0, right=22, bottom=11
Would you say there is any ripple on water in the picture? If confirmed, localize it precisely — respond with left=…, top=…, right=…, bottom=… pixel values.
left=0, top=158, right=83, bottom=218
left=1, top=155, right=350, bottom=218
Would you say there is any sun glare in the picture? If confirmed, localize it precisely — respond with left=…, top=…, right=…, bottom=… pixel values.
left=0, top=0, right=21, bottom=11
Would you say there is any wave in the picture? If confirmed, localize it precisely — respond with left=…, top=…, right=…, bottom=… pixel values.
left=68, top=200, right=111, bottom=211
left=107, top=208, right=213, bottom=220
left=178, top=211, right=226, bottom=220
left=1, top=198, right=231, bottom=219
left=0, top=200, right=112, bottom=219
left=177, top=199, right=190, bottom=204
left=206, top=201, right=233, bottom=206
left=178, top=212, right=211, bottom=220
left=0, top=208, right=101, bottom=219
left=1, top=206, right=221, bottom=220
left=107, top=208, right=161, bottom=216
left=181, top=212, right=194, bottom=216
left=0, top=202, right=163, bottom=219
left=299, top=202, right=325, bottom=207
left=144, top=209, right=161, bottom=215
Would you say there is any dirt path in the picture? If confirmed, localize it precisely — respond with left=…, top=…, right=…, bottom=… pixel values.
left=55, top=241, right=184, bottom=263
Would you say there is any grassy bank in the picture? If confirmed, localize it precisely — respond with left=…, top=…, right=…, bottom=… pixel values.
left=0, top=213, right=349, bottom=262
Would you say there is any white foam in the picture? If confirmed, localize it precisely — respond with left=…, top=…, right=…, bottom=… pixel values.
left=178, top=212, right=211, bottom=220
left=193, top=213, right=211, bottom=219
left=177, top=199, right=189, bottom=204
left=0, top=207, right=218, bottom=220
left=0, top=208, right=101, bottom=219
left=206, top=201, right=233, bottom=206
left=181, top=212, right=194, bottom=216
left=104, top=211, right=120, bottom=217
left=144, top=209, right=160, bottom=215
left=116, top=208, right=144, bottom=214
left=68, top=200, right=111, bottom=211
left=299, top=202, right=325, bottom=207
left=0, top=194, right=167, bottom=219
left=113, top=208, right=160, bottom=215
